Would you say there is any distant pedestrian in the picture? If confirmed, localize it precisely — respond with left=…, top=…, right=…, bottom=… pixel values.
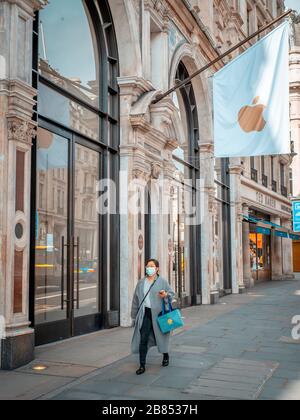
left=131, top=259, right=176, bottom=375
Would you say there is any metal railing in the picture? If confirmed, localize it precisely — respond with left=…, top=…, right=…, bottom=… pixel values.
left=262, top=174, right=268, bottom=188
left=272, top=180, right=277, bottom=193
left=281, top=185, right=288, bottom=198
left=251, top=168, right=258, bottom=182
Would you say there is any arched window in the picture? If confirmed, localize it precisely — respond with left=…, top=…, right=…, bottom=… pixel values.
left=31, top=0, right=119, bottom=345
left=39, top=0, right=100, bottom=106
left=174, top=62, right=200, bottom=167
left=33, top=0, right=119, bottom=146
left=169, top=61, right=201, bottom=306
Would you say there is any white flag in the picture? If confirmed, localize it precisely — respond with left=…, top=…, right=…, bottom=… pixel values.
left=213, top=22, right=290, bottom=158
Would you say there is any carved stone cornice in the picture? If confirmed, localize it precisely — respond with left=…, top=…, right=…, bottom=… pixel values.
left=129, top=115, right=151, bottom=133
left=199, top=142, right=214, bottom=155
left=145, top=0, right=170, bottom=19
left=132, top=167, right=150, bottom=182
left=165, top=138, right=178, bottom=152
left=6, top=0, right=48, bottom=15
left=1, top=79, right=36, bottom=99
left=118, top=77, right=154, bottom=99
left=2, top=79, right=37, bottom=122
left=229, top=164, right=242, bottom=175
left=7, top=118, right=36, bottom=145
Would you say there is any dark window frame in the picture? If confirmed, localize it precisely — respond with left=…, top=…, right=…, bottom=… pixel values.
left=174, top=62, right=202, bottom=305
left=215, top=157, right=232, bottom=292
left=250, top=156, right=258, bottom=182
left=30, top=0, right=120, bottom=336
left=261, top=156, right=268, bottom=188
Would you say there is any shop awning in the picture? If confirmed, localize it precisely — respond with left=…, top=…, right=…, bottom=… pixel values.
left=242, top=215, right=290, bottom=238
left=243, top=215, right=260, bottom=223
left=261, top=220, right=289, bottom=238
left=274, top=230, right=289, bottom=238
left=256, top=226, right=271, bottom=235
left=290, top=233, right=300, bottom=240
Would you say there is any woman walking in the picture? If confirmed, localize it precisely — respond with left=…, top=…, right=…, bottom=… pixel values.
left=131, top=259, right=176, bottom=375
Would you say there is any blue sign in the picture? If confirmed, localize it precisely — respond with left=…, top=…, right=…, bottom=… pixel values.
left=292, top=201, right=300, bottom=233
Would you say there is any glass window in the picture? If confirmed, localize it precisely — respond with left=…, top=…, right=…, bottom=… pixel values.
left=39, top=0, right=99, bottom=108
left=168, top=62, right=201, bottom=303
left=35, top=128, right=69, bottom=324
left=280, top=163, right=285, bottom=187
left=38, top=83, right=99, bottom=140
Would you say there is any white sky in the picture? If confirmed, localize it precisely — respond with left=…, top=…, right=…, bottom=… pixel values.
left=285, top=0, right=300, bottom=12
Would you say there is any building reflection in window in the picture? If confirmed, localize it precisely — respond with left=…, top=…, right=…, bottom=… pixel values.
left=39, top=0, right=99, bottom=108
left=74, top=144, right=99, bottom=317
left=35, top=128, right=69, bottom=324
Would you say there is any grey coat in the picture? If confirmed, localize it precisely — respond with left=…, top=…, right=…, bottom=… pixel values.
left=131, top=276, right=176, bottom=355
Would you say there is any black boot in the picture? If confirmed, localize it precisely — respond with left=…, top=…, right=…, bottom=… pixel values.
left=162, top=353, right=169, bottom=367
left=136, top=365, right=146, bottom=375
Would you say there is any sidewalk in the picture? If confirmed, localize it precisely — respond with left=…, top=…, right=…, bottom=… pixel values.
left=1, top=277, right=300, bottom=400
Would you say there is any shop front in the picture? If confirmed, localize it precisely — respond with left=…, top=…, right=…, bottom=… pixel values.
left=242, top=182, right=294, bottom=288
left=248, top=211, right=272, bottom=283
left=30, top=0, right=120, bottom=346
left=293, top=240, right=300, bottom=272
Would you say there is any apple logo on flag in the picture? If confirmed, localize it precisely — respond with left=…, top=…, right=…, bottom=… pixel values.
left=238, top=97, right=267, bottom=133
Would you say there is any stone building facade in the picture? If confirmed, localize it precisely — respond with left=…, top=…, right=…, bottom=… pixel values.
left=290, top=15, right=300, bottom=198
left=290, top=14, right=300, bottom=273
left=0, top=0, right=294, bottom=370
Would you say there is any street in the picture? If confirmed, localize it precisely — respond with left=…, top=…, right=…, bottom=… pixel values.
left=1, top=277, right=299, bottom=400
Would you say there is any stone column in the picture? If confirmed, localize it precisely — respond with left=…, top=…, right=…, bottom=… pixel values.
left=142, top=4, right=151, bottom=82
left=271, top=216, right=283, bottom=281
left=242, top=204, right=253, bottom=288
left=229, top=160, right=245, bottom=294
left=118, top=77, right=153, bottom=327
left=199, top=143, right=215, bottom=304
left=117, top=80, right=137, bottom=328
left=0, top=0, right=47, bottom=370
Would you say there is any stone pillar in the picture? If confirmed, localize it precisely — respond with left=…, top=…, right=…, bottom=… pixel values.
left=229, top=160, right=245, bottom=294
left=271, top=216, right=283, bottom=281
left=118, top=77, right=153, bottom=327
left=242, top=204, right=253, bottom=288
left=118, top=79, right=136, bottom=328
left=150, top=26, right=169, bottom=91
left=0, top=0, right=47, bottom=370
left=142, top=5, right=151, bottom=82
left=199, top=143, right=215, bottom=304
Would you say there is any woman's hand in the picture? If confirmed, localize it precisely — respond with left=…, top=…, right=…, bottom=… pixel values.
left=158, top=290, right=168, bottom=299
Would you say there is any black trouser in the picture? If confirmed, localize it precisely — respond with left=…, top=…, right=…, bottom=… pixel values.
left=139, top=307, right=168, bottom=367
left=139, top=308, right=153, bottom=367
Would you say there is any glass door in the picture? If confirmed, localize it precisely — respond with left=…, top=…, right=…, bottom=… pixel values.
left=34, top=127, right=71, bottom=344
left=73, top=140, right=101, bottom=336
left=170, top=183, right=190, bottom=306
left=257, top=234, right=271, bottom=282
left=34, top=126, right=102, bottom=345
left=249, top=228, right=271, bottom=283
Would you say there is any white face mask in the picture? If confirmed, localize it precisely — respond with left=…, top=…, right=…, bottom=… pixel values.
left=146, top=267, right=157, bottom=277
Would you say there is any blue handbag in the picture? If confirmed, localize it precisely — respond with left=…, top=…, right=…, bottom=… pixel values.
left=157, top=298, right=184, bottom=334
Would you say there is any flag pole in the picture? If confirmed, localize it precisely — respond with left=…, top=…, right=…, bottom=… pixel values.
left=152, top=9, right=293, bottom=105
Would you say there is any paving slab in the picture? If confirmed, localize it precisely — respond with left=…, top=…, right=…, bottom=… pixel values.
left=184, top=358, right=278, bottom=400
left=1, top=278, right=300, bottom=400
